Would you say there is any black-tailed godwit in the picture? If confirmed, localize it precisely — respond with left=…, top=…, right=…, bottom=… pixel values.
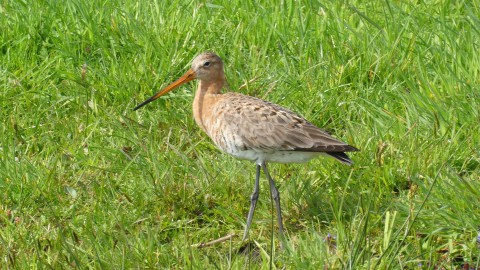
left=134, top=52, right=359, bottom=245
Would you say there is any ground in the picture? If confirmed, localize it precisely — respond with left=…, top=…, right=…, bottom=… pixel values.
left=1, top=0, right=479, bottom=269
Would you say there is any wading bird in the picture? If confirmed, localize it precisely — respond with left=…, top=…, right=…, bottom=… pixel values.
left=133, top=52, right=358, bottom=244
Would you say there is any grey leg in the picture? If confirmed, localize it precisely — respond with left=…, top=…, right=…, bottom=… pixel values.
left=261, top=162, right=285, bottom=239
left=242, top=164, right=261, bottom=241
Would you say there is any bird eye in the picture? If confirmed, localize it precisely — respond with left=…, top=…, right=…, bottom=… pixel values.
left=203, top=61, right=211, bottom=67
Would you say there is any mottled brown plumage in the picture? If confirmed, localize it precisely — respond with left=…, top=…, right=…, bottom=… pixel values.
left=134, top=52, right=358, bottom=246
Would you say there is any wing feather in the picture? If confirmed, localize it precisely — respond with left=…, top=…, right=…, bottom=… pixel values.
left=213, top=93, right=358, bottom=153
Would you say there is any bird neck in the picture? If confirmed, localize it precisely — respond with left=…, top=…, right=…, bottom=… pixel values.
left=198, top=76, right=225, bottom=94
left=192, top=79, right=224, bottom=135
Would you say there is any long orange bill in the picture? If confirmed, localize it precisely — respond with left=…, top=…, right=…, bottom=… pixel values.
left=133, top=69, right=196, bottom=111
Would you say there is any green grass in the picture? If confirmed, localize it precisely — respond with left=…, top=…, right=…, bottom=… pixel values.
left=1, top=0, right=479, bottom=268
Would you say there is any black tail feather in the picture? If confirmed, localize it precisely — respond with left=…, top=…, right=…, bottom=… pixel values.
left=327, top=152, right=354, bottom=165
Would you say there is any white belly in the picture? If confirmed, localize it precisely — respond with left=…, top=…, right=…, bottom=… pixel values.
left=226, top=148, right=323, bottom=165
left=205, top=117, right=326, bottom=165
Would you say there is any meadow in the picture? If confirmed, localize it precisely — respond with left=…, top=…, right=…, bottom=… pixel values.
left=1, top=0, right=479, bottom=269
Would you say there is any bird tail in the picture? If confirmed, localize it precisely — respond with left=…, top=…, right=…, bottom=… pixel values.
left=327, top=152, right=354, bottom=165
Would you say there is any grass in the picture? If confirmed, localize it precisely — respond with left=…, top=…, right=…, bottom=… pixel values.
left=1, top=0, right=479, bottom=268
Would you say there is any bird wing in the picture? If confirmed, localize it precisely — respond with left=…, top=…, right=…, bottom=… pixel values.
left=214, top=93, right=358, bottom=153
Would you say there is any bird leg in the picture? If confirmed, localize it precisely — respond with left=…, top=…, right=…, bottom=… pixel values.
left=262, top=162, right=285, bottom=241
left=242, top=164, right=261, bottom=241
